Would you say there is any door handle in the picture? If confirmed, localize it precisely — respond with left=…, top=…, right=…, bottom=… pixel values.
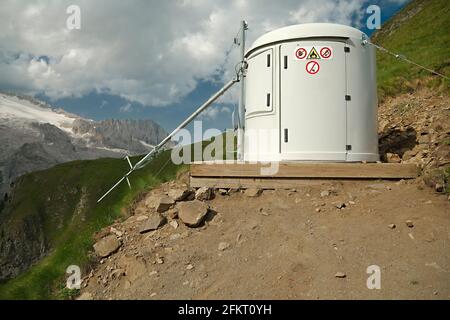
left=284, top=128, right=288, bottom=143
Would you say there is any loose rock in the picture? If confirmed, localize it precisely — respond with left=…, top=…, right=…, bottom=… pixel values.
left=169, top=220, right=179, bottom=230
left=218, top=189, right=229, bottom=196
left=156, top=196, right=175, bottom=213
left=195, top=187, right=214, bottom=201
left=218, top=242, right=230, bottom=251
left=139, top=213, right=166, bottom=234
left=335, top=272, right=346, bottom=278
left=320, top=190, right=330, bottom=197
left=93, top=235, right=121, bottom=258
left=136, top=215, right=149, bottom=222
left=168, top=188, right=192, bottom=201
left=388, top=224, right=396, bottom=229
left=168, top=208, right=179, bottom=219
left=245, top=188, right=262, bottom=198
left=177, top=200, right=209, bottom=227
left=435, top=183, right=444, bottom=193
left=110, top=227, right=123, bottom=237
left=406, top=220, right=414, bottom=228
left=334, top=202, right=346, bottom=209
left=386, top=153, right=401, bottom=163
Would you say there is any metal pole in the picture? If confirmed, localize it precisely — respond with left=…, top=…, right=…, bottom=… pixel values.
left=237, top=20, right=247, bottom=161
left=134, top=78, right=239, bottom=170
left=98, top=77, right=239, bottom=203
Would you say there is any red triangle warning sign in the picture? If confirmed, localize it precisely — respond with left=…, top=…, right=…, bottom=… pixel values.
left=307, top=47, right=321, bottom=60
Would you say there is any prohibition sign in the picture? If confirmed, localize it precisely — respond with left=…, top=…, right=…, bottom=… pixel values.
left=306, top=61, right=320, bottom=74
left=320, top=47, right=332, bottom=59
left=295, top=48, right=307, bottom=59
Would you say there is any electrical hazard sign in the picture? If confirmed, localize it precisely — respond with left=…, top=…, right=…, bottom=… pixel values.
left=294, top=46, right=333, bottom=60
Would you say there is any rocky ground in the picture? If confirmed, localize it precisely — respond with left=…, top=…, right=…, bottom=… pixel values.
left=79, top=87, right=449, bottom=300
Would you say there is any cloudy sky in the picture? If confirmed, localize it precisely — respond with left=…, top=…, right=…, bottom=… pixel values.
left=0, top=0, right=409, bottom=132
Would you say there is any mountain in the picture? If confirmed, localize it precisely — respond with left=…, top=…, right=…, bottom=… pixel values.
left=0, top=92, right=168, bottom=198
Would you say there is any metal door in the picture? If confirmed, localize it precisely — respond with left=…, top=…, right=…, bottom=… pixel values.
left=280, top=41, right=347, bottom=161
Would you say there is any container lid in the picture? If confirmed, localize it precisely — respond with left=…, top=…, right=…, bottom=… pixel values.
left=246, top=23, right=365, bottom=56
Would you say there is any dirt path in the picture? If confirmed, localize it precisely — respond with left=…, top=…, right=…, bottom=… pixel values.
left=80, top=178, right=449, bottom=300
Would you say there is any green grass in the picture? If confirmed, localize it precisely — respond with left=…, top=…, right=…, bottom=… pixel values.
left=372, top=0, right=450, bottom=99
left=0, top=150, right=186, bottom=299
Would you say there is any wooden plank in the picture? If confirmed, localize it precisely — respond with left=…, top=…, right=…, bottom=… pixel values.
left=190, top=177, right=382, bottom=189
left=190, top=162, right=419, bottom=179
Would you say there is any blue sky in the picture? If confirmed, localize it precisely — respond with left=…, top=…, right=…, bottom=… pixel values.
left=1, top=0, right=409, bottom=134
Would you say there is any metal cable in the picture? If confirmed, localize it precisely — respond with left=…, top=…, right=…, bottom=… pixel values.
left=369, top=42, right=449, bottom=81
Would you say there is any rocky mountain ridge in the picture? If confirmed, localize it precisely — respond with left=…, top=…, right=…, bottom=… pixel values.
left=0, top=92, right=168, bottom=199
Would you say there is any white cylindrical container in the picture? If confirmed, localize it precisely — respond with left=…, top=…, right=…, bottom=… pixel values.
left=243, top=23, right=379, bottom=162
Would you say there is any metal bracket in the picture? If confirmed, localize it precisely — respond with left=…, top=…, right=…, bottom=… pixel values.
left=361, top=34, right=369, bottom=46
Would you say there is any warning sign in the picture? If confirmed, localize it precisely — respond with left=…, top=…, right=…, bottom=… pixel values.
left=306, top=61, right=320, bottom=75
left=295, top=48, right=307, bottom=60
left=294, top=46, right=333, bottom=61
left=320, top=47, right=333, bottom=59
left=307, top=47, right=320, bottom=60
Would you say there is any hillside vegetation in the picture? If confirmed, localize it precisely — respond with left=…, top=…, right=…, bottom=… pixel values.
left=0, top=135, right=232, bottom=299
left=372, top=0, right=450, bottom=99
left=0, top=151, right=185, bottom=299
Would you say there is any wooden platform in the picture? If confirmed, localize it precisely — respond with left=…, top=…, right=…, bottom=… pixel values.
left=190, top=161, right=420, bottom=189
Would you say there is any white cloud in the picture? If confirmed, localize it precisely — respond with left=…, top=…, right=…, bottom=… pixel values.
left=119, top=103, right=132, bottom=113
left=199, top=105, right=232, bottom=120
left=0, top=0, right=377, bottom=107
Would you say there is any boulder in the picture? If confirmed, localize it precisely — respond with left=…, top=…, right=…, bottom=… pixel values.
left=168, top=188, right=193, bottom=201
left=139, top=213, right=166, bottom=233
left=93, top=235, right=121, bottom=258
left=177, top=200, right=209, bottom=227
left=195, top=187, right=214, bottom=201
left=156, top=196, right=175, bottom=213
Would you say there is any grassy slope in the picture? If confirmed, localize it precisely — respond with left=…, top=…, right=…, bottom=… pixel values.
left=0, top=151, right=186, bottom=299
left=0, top=134, right=233, bottom=299
left=372, top=0, right=450, bottom=99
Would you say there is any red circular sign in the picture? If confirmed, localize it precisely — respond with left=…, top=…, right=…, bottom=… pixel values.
left=320, top=47, right=332, bottom=59
left=306, top=61, right=320, bottom=74
left=295, top=48, right=307, bottom=59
